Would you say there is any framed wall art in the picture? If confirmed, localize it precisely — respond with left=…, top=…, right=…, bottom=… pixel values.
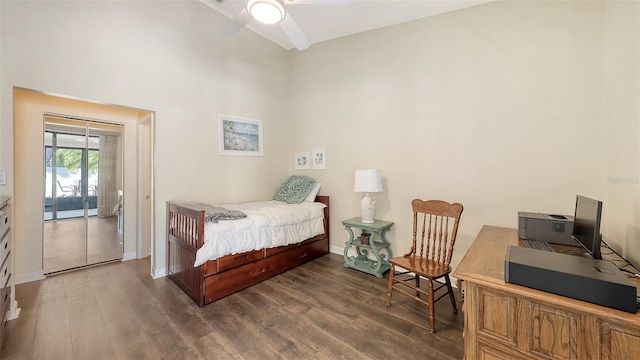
left=312, top=147, right=326, bottom=170
left=218, top=114, right=263, bottom=156
left=294, top=152, right=311, bottom=170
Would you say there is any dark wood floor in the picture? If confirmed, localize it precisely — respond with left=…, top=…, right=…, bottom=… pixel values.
left=1, top=253, right=464, bottom=359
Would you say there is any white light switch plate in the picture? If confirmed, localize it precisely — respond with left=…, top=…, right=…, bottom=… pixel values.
left=0, top=170, right=6, bottom=185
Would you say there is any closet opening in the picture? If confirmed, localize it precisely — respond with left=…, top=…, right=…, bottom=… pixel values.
left=43, top=116, right=124, bottom=275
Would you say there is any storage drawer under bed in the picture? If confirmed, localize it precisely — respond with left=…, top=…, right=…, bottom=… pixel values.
left=204, top=237, right=329, bottom=303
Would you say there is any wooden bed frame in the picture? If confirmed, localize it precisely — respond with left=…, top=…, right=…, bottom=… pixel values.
left=167, top=196, right=330, bottom=306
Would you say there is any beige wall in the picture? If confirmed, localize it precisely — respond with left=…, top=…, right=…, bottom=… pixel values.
left=0, top=1, right=3, bottom=165
left=1, top=0, right=639, bottom=281
left=1, top=1, right=291, bottom=279
left=603, top=1, right=640, bottom=266
left=290, top=1, right=638, bottom=270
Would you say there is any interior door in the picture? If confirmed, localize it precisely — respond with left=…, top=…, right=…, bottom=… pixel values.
left=43, top=116, right=124, bottom=274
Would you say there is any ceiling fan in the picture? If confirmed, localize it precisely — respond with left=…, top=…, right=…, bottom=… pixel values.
left=218, top=0, right=325, bottom=51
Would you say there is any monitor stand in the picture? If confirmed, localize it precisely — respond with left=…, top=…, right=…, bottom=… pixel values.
left=563, top=248, right=592, bottom=258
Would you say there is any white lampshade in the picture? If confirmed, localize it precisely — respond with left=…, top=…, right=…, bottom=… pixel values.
left=247, top=0, right=285, bottom=25
left=354, top=169, right=383, bottom=193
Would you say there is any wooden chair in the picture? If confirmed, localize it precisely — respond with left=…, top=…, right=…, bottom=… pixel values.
left=386, top=199, right=464, bottom=333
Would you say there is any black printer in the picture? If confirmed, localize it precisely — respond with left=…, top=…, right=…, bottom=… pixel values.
left=518, top=211, right=575, bottom=245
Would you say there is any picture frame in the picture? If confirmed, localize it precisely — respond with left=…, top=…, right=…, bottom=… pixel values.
left=312, top=147, right=326, bottom=170
left=294, top=152, right=311, bottom=170
left=218, top=114, right=263, bottom=156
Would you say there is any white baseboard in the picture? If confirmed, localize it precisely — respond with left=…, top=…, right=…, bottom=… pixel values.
left=16, top=270, right=45, bottom=284
left=9, top=301, right=20, bottom=320
left=329, top=244, right=343, bottom=255
left=121, top=252, right=137, bottom=261
left=152, top=266, right=167, bottom=279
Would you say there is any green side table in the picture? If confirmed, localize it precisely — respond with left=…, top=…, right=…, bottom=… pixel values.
left=342, top=217, right=394, bottom=278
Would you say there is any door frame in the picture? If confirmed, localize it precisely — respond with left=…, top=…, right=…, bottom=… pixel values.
left=137, top=114, right=154, bottom=263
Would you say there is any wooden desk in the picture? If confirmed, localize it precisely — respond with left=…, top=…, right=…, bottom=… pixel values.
left=454, top=225, right=640, bottom=360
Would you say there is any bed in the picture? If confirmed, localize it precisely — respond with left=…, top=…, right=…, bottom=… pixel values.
left=166, top=195, right=330, bottom=306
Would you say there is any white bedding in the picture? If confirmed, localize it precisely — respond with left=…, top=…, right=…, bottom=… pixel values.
left=193, top=200, right=327, bottom=267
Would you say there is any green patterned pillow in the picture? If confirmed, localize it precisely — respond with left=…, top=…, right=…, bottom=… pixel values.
left=273, top=175, right=317, bottom=204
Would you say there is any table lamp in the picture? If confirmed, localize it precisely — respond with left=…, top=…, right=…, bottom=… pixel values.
left=354, top=169, right=383, bottom=223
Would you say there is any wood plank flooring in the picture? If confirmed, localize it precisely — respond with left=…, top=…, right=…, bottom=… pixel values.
left=44, top=216, right=122, bottom=274
left=1, top=253, right=464, bottom=359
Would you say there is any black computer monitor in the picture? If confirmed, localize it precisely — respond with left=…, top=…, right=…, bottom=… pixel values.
left=571, top=195, right=603, bottom=259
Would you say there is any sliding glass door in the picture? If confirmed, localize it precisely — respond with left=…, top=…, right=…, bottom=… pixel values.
left=43, top=116, right=124, bottom=274
left=45, top=133, right=97, bottom=221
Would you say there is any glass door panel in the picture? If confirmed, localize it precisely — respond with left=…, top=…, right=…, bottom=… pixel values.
left=43, top=117, right=123, bottom=274
left=86, top=125, right=123, bottom=265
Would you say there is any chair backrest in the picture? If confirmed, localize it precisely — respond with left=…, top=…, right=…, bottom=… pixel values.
left=406, top=199, right=464, bottom=266
left=57, top=180, right=75, bottom=194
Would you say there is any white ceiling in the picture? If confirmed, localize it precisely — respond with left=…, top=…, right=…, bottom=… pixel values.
left=199, top=0, right=495, bottom=50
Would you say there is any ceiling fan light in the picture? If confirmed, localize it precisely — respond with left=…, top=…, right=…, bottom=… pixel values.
left=247, top=0, right=285, bottom=25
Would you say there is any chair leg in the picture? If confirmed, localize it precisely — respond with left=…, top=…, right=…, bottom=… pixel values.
left=427, top=278, right=435, bottom=334
left=386, top=264, right=395, bottom=307
left=415, top=274, right=420, bottom=297
left=445, top=275, right=458, bottom=314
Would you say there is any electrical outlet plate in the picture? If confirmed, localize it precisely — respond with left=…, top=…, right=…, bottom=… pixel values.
left=0, top=170, right=6, bottom=186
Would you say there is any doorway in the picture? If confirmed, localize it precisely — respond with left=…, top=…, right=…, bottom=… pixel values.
left=43, top=115, right=124, bottom=274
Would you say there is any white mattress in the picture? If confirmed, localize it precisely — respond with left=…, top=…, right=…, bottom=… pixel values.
left=194, top=200, right=327, bottom=267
